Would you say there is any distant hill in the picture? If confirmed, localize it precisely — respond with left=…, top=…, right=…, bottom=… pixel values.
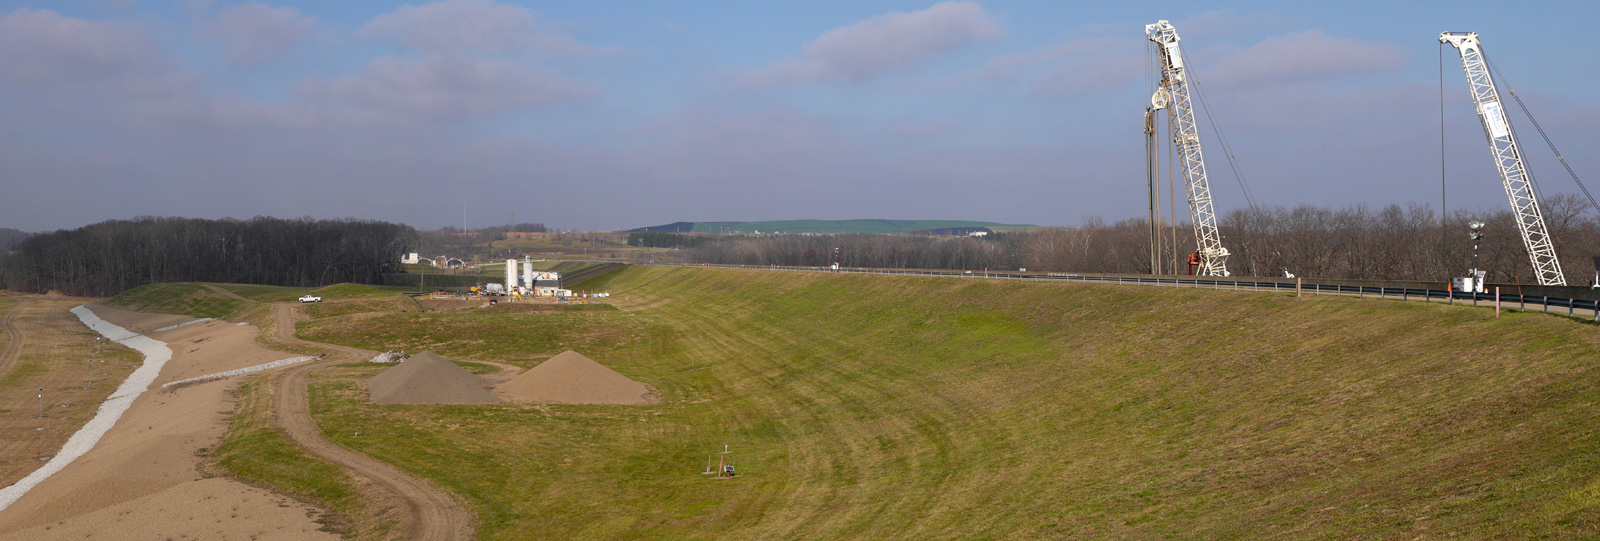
left=626, top=219, right=1035, bottom=234
left=0, top=228, right=29, bottom=251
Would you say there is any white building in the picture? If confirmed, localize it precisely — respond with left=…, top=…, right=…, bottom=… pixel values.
left=401, top=252, right=420, bottom=265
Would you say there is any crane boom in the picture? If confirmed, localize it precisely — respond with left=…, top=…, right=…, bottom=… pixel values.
left=1147, top=20, right=1230, bottom=276
left=1440, top=32, right=1565, bottom=286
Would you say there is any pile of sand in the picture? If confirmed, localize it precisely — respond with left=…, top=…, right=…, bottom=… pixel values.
left=369, top=351, right=500, bottom=404
left=494, top=350, right=656, bottom=405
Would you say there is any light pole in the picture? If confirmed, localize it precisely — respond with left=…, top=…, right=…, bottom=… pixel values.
left=1468, top=221, right=1485, bottom=274
left=1468, top=220, right=1486, bottom=293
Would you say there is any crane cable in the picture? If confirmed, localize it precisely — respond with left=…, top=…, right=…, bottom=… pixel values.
left=1439, top=42, right=1448, bottom=233
left=1483, top=52, right=1600, bottom=216
left=1180, top=49, right=1263, bottom=216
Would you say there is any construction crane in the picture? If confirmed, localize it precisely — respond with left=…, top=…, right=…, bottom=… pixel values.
left=1147, top=20, right=1230, bottom=276
left=1440, top=32, right=1565, bottom=285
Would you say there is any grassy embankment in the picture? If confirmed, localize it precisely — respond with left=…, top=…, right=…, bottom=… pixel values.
left=105, top=282, right=245, bottom=319
left=104, top=282, right=408, bottom=320
left=267, top=266, right=1600, bottom=538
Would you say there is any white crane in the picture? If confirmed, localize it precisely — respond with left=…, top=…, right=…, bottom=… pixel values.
left=1441, top=32, right=1565, bottom=285
left=1147, top=20, right=1230, bottom=276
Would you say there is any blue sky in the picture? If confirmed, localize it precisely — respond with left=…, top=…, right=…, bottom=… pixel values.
left=2, top=1, right=1598, bottom=231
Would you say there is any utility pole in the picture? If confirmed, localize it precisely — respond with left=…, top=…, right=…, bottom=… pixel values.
left=461, top=195, right=468, bottom=235
left=1145, top=107, right=1159, bottom=275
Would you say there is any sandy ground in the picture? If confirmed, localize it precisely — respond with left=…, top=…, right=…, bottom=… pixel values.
left=0, top=299, right=142, bottom=493
left=494, top=350, right=657, bottom=405
left=0, top=304, right=336, bottom=540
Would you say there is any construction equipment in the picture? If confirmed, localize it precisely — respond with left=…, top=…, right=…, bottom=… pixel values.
left=1440, top=32, right=1565, bottom=285
left=1145, top=107, right=1159, bottom=275
left=1147, top=20, right=1230, bottom=276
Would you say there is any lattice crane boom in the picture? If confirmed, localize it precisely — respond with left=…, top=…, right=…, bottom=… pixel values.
left=1441, top=32, right=1565, bottom=286
left=1147, top=20, right=1230, bottom=277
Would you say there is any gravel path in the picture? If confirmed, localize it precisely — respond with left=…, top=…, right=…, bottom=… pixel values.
left=160, top=355, right=316, bottom=389
left=269, top=302, right=476, bottom=540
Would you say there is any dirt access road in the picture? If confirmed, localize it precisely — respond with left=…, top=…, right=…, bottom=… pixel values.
left=269, top=302, right=475, bottom=540
left=0, top=298, right=29, bottom=374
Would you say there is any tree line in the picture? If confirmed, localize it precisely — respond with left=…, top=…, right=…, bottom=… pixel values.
left=684, top=199, right=1600, bottom=285
left=0, top=228, right=29, bottom=251
left=0, top=216, right=418, bottom=296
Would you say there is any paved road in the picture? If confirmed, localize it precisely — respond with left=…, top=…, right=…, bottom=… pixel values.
left=269, top=302, right=476, bottom=540
left=0, top=298, right=29, bottom=375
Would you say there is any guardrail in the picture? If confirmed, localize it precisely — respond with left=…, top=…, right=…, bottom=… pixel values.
left=593, top=261, right=1600, bottom=323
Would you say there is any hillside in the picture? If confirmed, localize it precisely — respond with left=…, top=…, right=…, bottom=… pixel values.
left=0, top=228, right=27, bottom=251
left=628, top=219, right=1036, bottom=234
left=272, top=266, right=1600, bottom=538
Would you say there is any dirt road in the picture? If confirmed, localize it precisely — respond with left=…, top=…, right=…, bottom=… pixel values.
left=0, top=298, right=28, bottom=374
left=270, top=303, right=476, bottom=540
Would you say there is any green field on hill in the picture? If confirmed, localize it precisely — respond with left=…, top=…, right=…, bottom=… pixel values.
left=105, top=282, right=409, bottom=318
left=271, top=265, right=1600, bottom=538
left=637, top=219, right=1036, bottom=234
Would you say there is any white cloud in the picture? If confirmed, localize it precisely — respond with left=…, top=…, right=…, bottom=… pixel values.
left=293, top=55, right=592, bottom=122
left=1206, top=30, right=1406, bottom=87
left=0, top=8, right=176, bottom=97
left=200, top=3, right=317, bottom=65
left=982, top=36, right=1145, bottom=97
left=742, top=1, right=1001, bottom=88
left=886, top=120, right=962, bottom=139
left=360, top=0, right=590, bottom=55
left=1170, top=10, right=1306, bottom=40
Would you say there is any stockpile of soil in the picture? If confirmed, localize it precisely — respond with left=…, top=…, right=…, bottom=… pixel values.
left=495, top=350, right=657, bottom=405
left=369, top=351, right=500, bottom=404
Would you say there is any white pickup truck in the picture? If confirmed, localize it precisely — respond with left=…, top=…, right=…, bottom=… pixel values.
left=298, top=295, right=322, bottom=303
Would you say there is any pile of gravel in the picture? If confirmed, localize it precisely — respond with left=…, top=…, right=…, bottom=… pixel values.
left=495, top=350, right=656, bottom=405
left=369, top=351, right=499, bottom=404
left=368, top=350, right=408, bottom=364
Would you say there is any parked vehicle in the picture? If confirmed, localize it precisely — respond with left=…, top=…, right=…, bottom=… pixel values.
left=298, top=295, right=322, bottom=303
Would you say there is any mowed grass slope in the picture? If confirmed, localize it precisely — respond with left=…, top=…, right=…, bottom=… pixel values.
left=295, top=266, right=1600, bottom=538
left=106, top=282, right=243, bottom=318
